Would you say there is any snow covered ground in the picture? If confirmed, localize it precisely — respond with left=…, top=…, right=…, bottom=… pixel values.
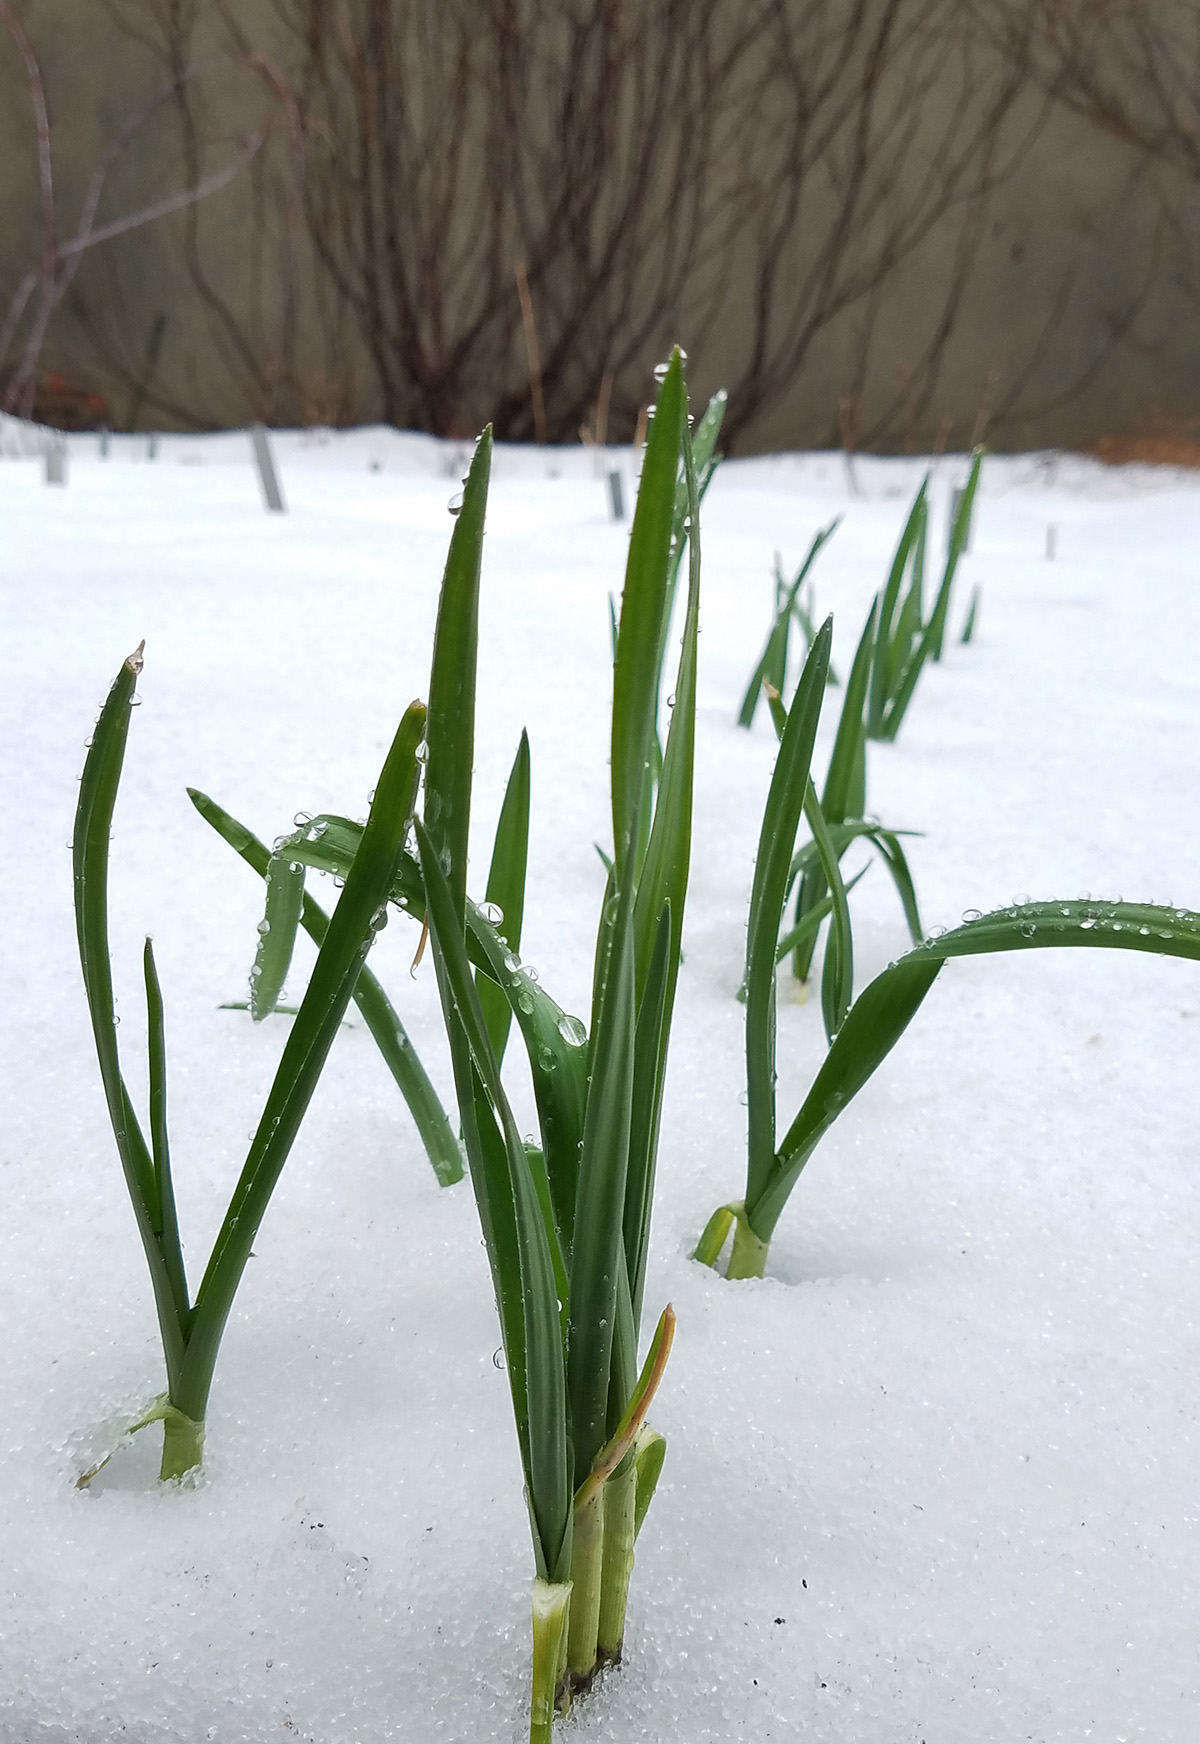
left=2, top=425, right=1198, bottom=1743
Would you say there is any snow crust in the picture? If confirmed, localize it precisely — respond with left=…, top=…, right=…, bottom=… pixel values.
left=2, top=425, right=1197, bottom=1741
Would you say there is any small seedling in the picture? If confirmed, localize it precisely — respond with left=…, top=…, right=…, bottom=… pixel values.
left=737, top=519, right=840, bottom=728
left=866, top=450, right=982, bottom=741
left=698, top=626, right=1200, bottom=1279
left=73, top=646, right=425, bottom=1480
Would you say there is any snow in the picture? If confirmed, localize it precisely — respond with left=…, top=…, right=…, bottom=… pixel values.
left=2, top=425, right=1198, bottom=1742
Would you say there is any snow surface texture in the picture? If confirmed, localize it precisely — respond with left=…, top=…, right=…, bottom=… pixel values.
left=2, top=427, right=1198, bottom=1743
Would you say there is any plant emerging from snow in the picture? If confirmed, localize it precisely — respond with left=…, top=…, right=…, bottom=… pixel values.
left=697, top=621, right=1200, bottom=1280
left=73, top=648, right=425, bottom=1480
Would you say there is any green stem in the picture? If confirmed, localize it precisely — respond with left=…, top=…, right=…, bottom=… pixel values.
left=158, top=1404, right=205, bottom=1481
left=566, top=1489, right=605, bottom=1682
left=597, top=1459, right=636, bottom=1662
left=530, top=1579, right=571, bottom=1744
left=727, top=1211, right=769, bottom=1280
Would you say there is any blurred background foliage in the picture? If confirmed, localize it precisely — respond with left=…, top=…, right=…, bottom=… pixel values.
left=2, top=0, right=1199, bottom=454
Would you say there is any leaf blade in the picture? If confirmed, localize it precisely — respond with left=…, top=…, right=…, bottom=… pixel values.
left=184, top=700, right=428, bottom=1420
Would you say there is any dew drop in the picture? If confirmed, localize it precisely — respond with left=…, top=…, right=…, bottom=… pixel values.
left=556, top=1014, right=587, bottom=1047
left=480, top=901, right=504, bottom=926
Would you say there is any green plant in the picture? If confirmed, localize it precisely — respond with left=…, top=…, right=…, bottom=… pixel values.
left=418, top=352, right=701, bottom=1739
left=623, top=383, right=725, bottom=858
left=866, top=451, right=982, bottom=742
left=218, top=353, right=700, bottom=1737
left=785, top=596, right=924, bottom=993
left=73, top=646, right=426, bottom=1480
left=737, top=519, right=840, bottom=728
left=203, top=388, right=714, bottom=1193
left=697, top=624, right=1200, bottom=1280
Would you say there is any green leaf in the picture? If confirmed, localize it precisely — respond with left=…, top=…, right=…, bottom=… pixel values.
left=864, top=827, right=924, bottom=945
left=744, top=622, right=832, bottom=1210
left=464, top=899, right=588, bottom=1253
left=867, top=479, right=927, bottom=735
left=477, top=731, right=531, bottom=1068
left=900, top=495, right=927, bottom=652
left=626, top=406, right=703, bottom=1332
left=611, top=350, right=686, bottom=871
left=772, top=869, right=868, bottom=967
left=417, top=818, right=572, bottom=1582
left=789, top=581, right=841, bottom=686
left=784, top=819, right=923, bottom=963
left=751, top=952, right=944, bottom=1242
left=929, top=450, right=982, bottom=662
left=426, top=426, right=493, bottom=916
left=181, top=700, right=428, bottom=1424
left=658, top=386, right=725, bottom=670
left=692, top=1203, right=738, bottom=1267
left=879, top=611, right=937, bottom=743
left=260, top=807, right=589, bottom=1234
left=187, top=789, right=462, bottom=1187
left=623, top=903, right=673, bottom=1331
left=250, top=852, right=305, bottom=1020
left=917, top=898, right=1200, bottom=965
left=823, top=599, right=879, bottom=826
left=792, top=598, right=878, bottom=983
left=751, top=896, right=1200, bottom=1245
left=569, top=873, right=638, bottom=1478
left=802, top=781, right=854, bottom=1042
left=765, top=682, right=788, bottom=741
left=633, top=1427, right=667, bottom=1539
left=633, top=400, right=701, bottom=998
left=73, top=646, right=187, bottom=1393
left=960, top=585, right=981, bottom=645
left=575, top=1304, right=675, bottom=1511
left=737, top=520, right=839, bottom=728
left=142, top=938, right=188, bottom=1328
